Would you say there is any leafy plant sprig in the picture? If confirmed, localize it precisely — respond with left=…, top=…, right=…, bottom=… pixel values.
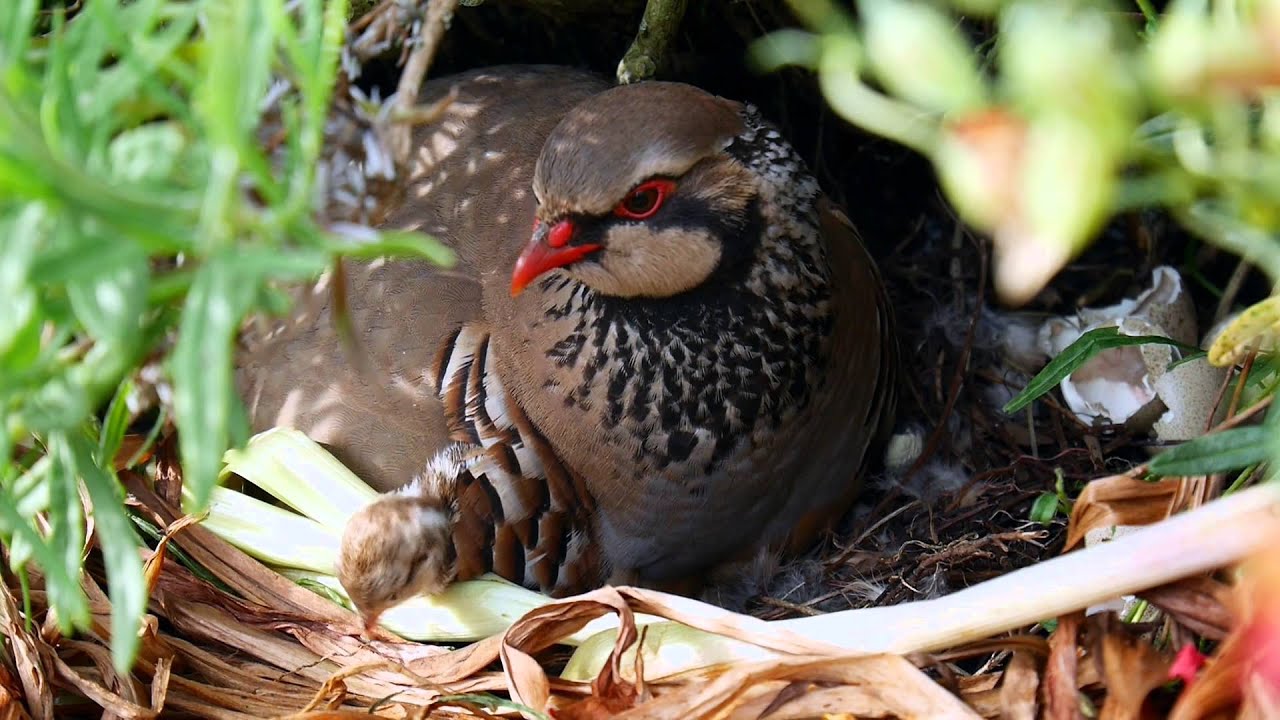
left=0, top=0, right=448, bottom=673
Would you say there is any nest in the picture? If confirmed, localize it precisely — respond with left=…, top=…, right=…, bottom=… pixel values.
left=2, top=1, right=1276, bottom=718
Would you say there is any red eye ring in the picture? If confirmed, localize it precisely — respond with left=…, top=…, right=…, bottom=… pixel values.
left=613, top=179, right=675, bottom=220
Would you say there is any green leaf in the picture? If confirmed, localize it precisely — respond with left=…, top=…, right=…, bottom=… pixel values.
left=121, top=404, right=168, bottom=471
left=0, top=0, right=38, bottom=68
left=40, top=9, right=88, bottom=163
left=98, top=377, right=135, bottom=468
left=861, top=0, right=988, bottom=114
left=91, top=0, right=198, bottom=126
left=108, top=122, right=187, bottom=184
left=66, top=432, right=144, bottom=674
left=66, top=240, right=149, bottom=352
left=170, top=252, right=257, bottom=511
left=1147, top=426, right=1274, bottom=477
left=1029, top=491, right=1061, bottom=524
left=197, top=0, right=273, bottom=149
left=44, top=431, right=89, bottom=634
left=0, top=204, right=44, bottom=362
left=0, top=299, right=40, bottom=373
left=0, top=488, right=90, bottom=631
left=324, top=228, right=457, bottom=267
left=13, top=455, right=51, bottom=518
left=1003, top=327, right=1200, bottom=414
left=21, top=374, right=92, bottom=434
left=30, top=231, right=144, bottom=285
left=750, top=29, right=822, bottom=72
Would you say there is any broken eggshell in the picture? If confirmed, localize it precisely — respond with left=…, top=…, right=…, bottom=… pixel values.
left=1035, top=266, right=1227, bottom=442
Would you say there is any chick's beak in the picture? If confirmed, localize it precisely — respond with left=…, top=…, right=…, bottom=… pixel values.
left=357, top=606, right=384, bottom=640
left=510, top=218, right=601, bottom=297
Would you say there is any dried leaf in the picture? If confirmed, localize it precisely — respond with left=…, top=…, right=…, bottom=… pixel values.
left=0, top=658, right=35, bottom=720
left=42, top=646, right=158, bottom=719
left=0, top=575, right=52, bottom=720
left=270, top=707, right=394, bottom=712
left=1064, top=475, right=1183, bottom=551
left=500, top=588, right=642, bottom=714
left=613, top=653, right=981, bottom=719
left=122, top=474, right=349, bottom=621
left=149, top=657, right=172, bottom=716
left=1091, top=615, right=1170, bottom=720
left=999, top=651, right=1040, bottom=720
left=1141, top=576, right=1235, bottom=640
left=1043, top=611, right=1083, bottom=720
left=955, top=673, right=1004, bottom=718
left=61, top=640, right=149, bottom=710
left=554, top=624, right=645, bottom=719
left=1169, top=635, right=1246, bottom=720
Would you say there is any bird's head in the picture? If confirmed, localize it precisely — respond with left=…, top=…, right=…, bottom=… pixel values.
left=510, top=82, right=759, bottom=299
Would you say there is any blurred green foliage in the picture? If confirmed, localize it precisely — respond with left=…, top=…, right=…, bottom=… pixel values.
left=0, top=0, right=446, bottom=673
left=755, top=0, right=1280, bottom=487
left=756, top=0, right=1280, bottom=308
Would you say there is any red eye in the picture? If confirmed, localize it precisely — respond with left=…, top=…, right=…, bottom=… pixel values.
left=614, top=179, right=675, bottom=220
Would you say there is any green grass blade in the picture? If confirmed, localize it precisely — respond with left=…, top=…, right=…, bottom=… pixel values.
left=325, top=228, right=457, bottom=267
left=0, top=0, right=39, bottom=68
left=66, top=432, right=144, bottom=674
left=98, top=378, right=136, bottom=469
left=170, top=253, right=256, bottom=511
left=1148, top=426, right=1274, bottom=478
left=43, top=431, right=90, bottom=633
left=0, top=486, right=90, bottom=629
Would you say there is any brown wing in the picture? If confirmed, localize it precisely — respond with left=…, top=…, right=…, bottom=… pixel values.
left=431, top=322, right=601, bottom=595
left=234, top=66, right=608, bottom=492
left=777, top=198, right=899, bottom=554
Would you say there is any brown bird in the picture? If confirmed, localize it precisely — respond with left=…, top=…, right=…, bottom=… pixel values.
left=235, top=65, right=897, bottom=632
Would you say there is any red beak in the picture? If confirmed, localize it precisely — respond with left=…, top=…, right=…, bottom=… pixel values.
left=510, top=218, right=601, bottom=297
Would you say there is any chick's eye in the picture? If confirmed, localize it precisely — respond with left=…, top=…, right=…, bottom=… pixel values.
left=614, top=179, right=674, bottom=220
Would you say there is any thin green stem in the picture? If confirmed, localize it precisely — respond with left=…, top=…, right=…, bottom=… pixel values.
left=1134, top=0, right=1158, bottom=24
left=817, top=39, right=939, bottom=155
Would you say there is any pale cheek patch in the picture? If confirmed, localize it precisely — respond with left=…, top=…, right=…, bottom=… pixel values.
left=574, top=227, right=722, bottom=298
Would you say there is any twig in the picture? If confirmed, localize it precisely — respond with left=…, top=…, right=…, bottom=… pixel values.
left=828, top=498, right=919, bottom=568
left=389, top=0, right=459, bottom=164
left=757, top=596, right=823, bottom=618
left=1226, top=348, right=1258, bottom=420
left=1213, top=256, right=1252, bottom=327
left=617, top=0, right=689, bottom=83
left=1203, top=359, right=1238, bottom=434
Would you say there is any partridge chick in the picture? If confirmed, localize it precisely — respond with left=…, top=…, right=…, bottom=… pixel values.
left=236, top=66, right=896, bottom=631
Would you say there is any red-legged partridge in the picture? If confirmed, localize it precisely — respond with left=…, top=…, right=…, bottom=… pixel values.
left=235, top=65, right=897, bottom=631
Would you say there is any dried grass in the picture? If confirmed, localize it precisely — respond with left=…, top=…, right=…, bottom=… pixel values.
left=2, top=444, right=1277, bottom=718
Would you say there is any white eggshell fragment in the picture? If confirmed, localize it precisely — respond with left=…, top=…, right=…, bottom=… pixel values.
left=1033, top=266, right=1220, bottom=438
left=1054, top=337, right=1158, bottom=426
left=1150, top=356, right=1228, bottom=442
